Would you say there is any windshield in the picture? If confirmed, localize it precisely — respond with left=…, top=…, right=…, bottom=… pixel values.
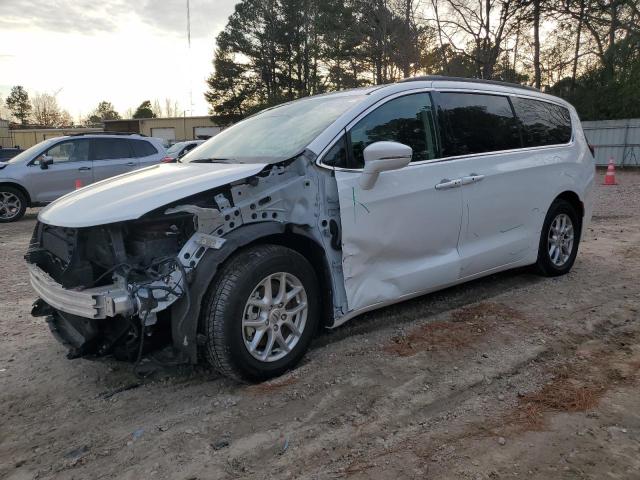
left=166, top=142, right=186, bottom=155
left=8, top=138, right=58, bottom=164
left=182, top=94, right=365, bottom=164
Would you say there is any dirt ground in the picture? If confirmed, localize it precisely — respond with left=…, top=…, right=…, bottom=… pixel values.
left=1, top=170, right=639, bottom=480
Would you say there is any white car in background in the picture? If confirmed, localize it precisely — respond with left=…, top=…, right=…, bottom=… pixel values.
left=161, top=140, right=205, bottom=163
left=26, top=76, right=594, bottom=382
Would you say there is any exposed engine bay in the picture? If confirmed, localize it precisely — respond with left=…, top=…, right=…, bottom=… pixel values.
left=26, top=156, right=348, bottom=364
left=27, top=214, right=194, bottom=360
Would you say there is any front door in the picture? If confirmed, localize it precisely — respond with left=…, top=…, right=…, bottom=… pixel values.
left=90, top=138, right=140, bottom=182
left=332, top=92, right=463, bottom=312
left=27, top=138, right=93, bottom=203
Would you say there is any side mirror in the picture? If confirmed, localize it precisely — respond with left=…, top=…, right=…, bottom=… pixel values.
left=39, top=155, right=54, bottom=170
left=359, top=141, right=412, bottom=190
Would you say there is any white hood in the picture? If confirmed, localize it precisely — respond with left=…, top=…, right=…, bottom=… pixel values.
left=38, top=162, right=265, bottom=228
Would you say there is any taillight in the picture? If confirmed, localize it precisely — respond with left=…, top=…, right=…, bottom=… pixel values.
left=161, top=156, right=174, bottom=163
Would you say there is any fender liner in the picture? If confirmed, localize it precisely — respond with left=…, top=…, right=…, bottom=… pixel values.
left=170, top=222, right=287, bottom=363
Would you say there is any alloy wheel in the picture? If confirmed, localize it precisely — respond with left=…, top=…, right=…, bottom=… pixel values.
left=0, top=191, right=22, bottom=221
left=547, top=213, right=574, bottom=267
left=242, top=272, right=308, bottom=362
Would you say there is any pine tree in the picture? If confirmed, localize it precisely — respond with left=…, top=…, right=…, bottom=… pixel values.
left=5, top=86, right=32, bottom=125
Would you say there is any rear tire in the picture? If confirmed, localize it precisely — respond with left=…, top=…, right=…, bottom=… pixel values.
left=535, top=199, right=581, bottom=277
left=0, top=186, right=27, bottom=223
left=201, top=244, right=319, bottom=383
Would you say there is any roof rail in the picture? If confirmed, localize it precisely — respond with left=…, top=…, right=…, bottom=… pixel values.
left=67, top=131, right=147, bottom=137
left=399, top=75, right=539, bottom=92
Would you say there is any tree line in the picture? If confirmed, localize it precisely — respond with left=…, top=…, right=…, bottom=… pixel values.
left=206, top=0, right=640, bottom=124
left=2, top=87, right=183, bottom=128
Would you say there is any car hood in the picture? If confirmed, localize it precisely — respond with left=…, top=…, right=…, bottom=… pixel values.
left=38, top=162, right=265, bottom=228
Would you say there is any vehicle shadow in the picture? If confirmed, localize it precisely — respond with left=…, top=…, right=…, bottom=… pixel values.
left=102, top=269, right=543, bottom=385
left=311, top=267, right=543, bottom=350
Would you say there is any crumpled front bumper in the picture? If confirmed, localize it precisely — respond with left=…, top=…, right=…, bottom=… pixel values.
left=28, top=263, right=133, bottom=319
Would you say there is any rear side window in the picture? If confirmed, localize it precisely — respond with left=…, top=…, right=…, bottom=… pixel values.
left=90, top=138, right=133, bottom=160
left=436, top=92, right=520, bottom=157
left=348, top=93, right=438, bottom=168
left=511, top=97, right=572, bottom=147
left=130, top=139, right=159, bottom=157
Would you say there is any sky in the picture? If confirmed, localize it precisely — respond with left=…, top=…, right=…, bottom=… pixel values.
left=0, top=0, right=239, bottom=121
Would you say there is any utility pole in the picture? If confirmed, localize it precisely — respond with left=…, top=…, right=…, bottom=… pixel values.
left=186, top=0, right=193, bottom=116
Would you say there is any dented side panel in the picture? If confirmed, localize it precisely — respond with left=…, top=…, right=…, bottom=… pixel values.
left=168, top=155, right=350, bottom=335
left=226, top=157, right=350, bottom=321
left=335, top=162, right=464, bottom=313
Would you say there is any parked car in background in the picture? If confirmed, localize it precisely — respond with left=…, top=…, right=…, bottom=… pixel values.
left=0, top=133, right=165, bottom=222
left=26, top=76, right=593, bottom=382
left=0, top=147, right=24, bottom=162
left=161, top=140, right=205, bottom=163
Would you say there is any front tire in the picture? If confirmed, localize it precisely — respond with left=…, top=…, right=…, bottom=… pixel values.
left=535, top=199, right=581, bottom=276
left=201, top=244, right=320, bottom=382
left=0, top=187, right=27, bottom=223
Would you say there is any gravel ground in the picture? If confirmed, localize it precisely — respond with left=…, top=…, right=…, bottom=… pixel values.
left=1, top=170, right=639, bottom=480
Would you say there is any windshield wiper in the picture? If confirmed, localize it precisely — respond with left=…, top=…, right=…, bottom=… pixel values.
left=188, top=158, right=233, bottom=164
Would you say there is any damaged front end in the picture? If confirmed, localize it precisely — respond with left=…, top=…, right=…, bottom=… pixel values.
left=26, top=156, right=349, bottom=364
left=26, top=212, right=204, bottom=360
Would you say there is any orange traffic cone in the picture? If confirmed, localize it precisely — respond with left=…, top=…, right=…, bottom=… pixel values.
left=75, top=179, right=83, bottom=189
left=604, top=157, right=617, bottom=185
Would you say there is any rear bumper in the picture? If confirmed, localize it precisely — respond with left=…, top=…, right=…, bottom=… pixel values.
left=28, top=263, right=133, bottom=319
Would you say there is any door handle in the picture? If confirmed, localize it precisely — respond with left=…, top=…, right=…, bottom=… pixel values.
left=126, top=162, right=136, bottom=166
left=461, top=173, right=485, bottom=185
left=435, top=178, right=462, bottom=190
left=78, top=166, right=91, bottom=171
left=435, top=178, right=461, bottom=190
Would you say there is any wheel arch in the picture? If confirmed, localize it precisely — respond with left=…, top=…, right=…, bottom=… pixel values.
left=171, top=222, right=333, bottom=363
left=554, top=190, right=584, bottom=223
left=535, top=190, right=584, bottom=276
left=0, top=181, right=32, bottom=206
left=248, top=230, right=333, bottom=329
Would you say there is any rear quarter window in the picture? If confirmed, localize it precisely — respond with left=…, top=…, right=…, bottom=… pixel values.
left=511, top=97, right=572, bottom=147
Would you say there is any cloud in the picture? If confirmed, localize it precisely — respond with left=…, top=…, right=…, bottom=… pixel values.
left=0, top=0, right=119, bottom=33
left=130, top=0, right=239, bottom=38
left=0, top=0, right=238, bottom=38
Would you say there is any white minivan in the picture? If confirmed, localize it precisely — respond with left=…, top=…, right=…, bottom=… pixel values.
left=27, top=76, right=594, bottom=382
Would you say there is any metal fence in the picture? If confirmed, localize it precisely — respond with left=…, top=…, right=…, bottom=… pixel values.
left=582, top=118, right=640, bottom=166
left=0, top=136, right=13, bottom=148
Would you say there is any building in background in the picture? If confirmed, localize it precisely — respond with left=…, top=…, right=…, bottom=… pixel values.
left=10, top=127, right=102, bottom=149
left=104, top=116, right=221, bottom=145
left=4, top=116, right=221, bottom=149
left=0, top=118, right=11, bottom=148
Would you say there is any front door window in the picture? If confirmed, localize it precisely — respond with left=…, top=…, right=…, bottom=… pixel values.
left=349, top=93, right=438, bottom=167
left=44, top=139, right=89, bottom=163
